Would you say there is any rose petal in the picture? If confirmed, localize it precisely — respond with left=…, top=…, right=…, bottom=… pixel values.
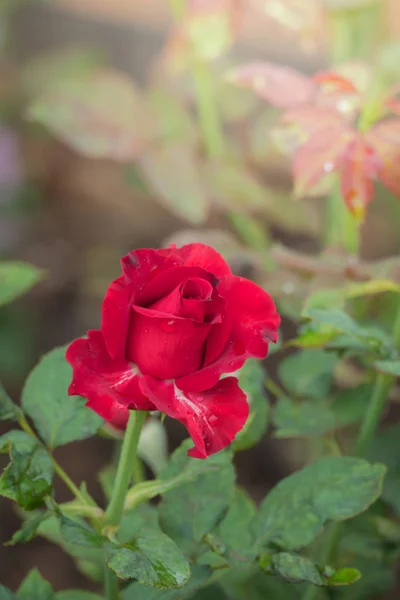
left=66, top=330, right=155, bottom=423
left=174, top=243, right=232, bottom=278
left=140, top=265, right=217, bottom=307
left=139, top=375, right=248, bottom=458
left=177, top=275, right=280, bottom=392
left=102, top=248, right=183, bottom=359
left=127, top=308, right=212, bottom=379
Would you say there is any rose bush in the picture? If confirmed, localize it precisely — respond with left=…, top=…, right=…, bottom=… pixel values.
left=66, top=243, right=280, bottom=457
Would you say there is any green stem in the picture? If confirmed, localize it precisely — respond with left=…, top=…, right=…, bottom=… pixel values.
left=323, top=181, right=360, bottom=255
left=354, top=301, right=400, bottom=455
left=302, top=523, right=343, bottom=600
left=169, top=0, right=186, bottom=20
left=104, top=565, right=119, bottom=600
left=104, top=410, right=147, bottom=526
left=192, top=60, right=226, bottom=159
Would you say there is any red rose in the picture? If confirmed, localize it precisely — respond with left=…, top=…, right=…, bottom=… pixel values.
left=66, top=244, right=280, bottom=458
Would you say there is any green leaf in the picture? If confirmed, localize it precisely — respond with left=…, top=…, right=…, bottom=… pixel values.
left=16, top=569, right=54, bottom=600
left=218, top=488, right=256, bottom=550
left=119, top=505, right=161, bottom=544
left=0, top=380, right=21, bottom=421
left=331, top=385, right=371, bottom=427
left=28, top=70, right=148, bottom=161
left=0, top=586, right=15, bottom=600
left=251, top=457, right=386, bottom=550
left=139, top=144, right=208, bottom=224
left=47, top=498, right=105, bottom=548
left=368, top=423, right=400, bottom=515
left=0, top=432, right=53, bottom=510
left=214, top=488, right=258, bottom=567
left=260, top=552, right=360, bottom=587
left=204, top=162, right=269, bottom=211
left=278, top=350, right=337, bottom=399
left=159, top=440, right=235, bottom=544
left=6, top=511, right=50, bottom=545
left=233, top=360, right=269, bottom=451
left=36, top=515, right=103, bottom=564
left=22, top=346, right=103, bottom=449
left=0, top=261, right=43, bottom=308
left=107, top=528, right=190, bottom=589
left=55, top=593, right=103, bottom=600
left=122, top=566, right=213, bottom=600
left=303, top=308, right=386, bottom=353
left=374, top=359, right=400, bottom=376
left=273, top=397, right=336, bottom=438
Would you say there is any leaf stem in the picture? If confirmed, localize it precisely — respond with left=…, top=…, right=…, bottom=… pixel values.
left=354, top=300, right=400, bottom=455
left=323, top=180, right=360, bottom=255
left=192, top=59, right=226, bottom=159
left=104, top=410, right=147, bottom=526
left=104, top=564, right=120, bottom=600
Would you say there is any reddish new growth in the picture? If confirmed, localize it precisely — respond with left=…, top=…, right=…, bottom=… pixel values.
left=229, top=60, right=400, bottom=220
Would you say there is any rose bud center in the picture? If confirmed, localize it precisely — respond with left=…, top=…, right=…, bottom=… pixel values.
left=126, top=276, right=224, bottom=380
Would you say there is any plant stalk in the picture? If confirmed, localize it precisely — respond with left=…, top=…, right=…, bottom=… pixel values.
left=192, top=59, right=226, bottom=158
left=354, top=302, right=400, bottom=455
left=104, top=410, right=147, bottom=526
left=103, top=410, right=147, bottom=599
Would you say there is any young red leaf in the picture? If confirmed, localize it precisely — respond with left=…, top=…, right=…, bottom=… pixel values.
left=293, top=126, right=353, bottom=198
left=227, top=62, right=316, bottom=108
left=340, top=135, right=379, bottom=220
left=367, top=118, right=400, bottom=198
left=276, top=107, right=347, bottom=155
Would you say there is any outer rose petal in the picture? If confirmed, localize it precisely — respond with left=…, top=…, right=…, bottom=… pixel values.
left=174, top=243, right=232, bottom=279
left=177, top=275, right=280, bottom=392
left=66, top=330, right=155, bottom=423
left=139, top=375, right=248, bottom=458
left=102, top=248, right=183, bottom=358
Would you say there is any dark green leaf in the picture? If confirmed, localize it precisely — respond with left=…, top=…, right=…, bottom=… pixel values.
left=278, top=350, right=337, bottom=399
left=331, top=385, right=371, bottom=427
left=159, top=440, right=235, bottom=544
left=260, top=552, right=360, bottom=586
left=22, top=346, right=103, bottom=449
left=0, top=586, right=15, bottom=600
left=233, top=360, right=269, bottom=451
left=36, top=515, right=103, bottom=563
left=218, top=488, right=256, bottom=551
left=251, top=457, right=386, bottom=550
left=368, top=423, right=400, bottom=515
left=0, top=432, right=53, bottom=510
left=55, top=593, right=103, bottom=600
left=273, top=397, right=336, bottom=438
left=16, top=569, right=54, bottom=600
left=119, top=505, right=161, bottom=544
left=47, top=499, right=105, bottom=548
left=0, top=261, right=43, bottom=308
left=107, top=528, right=190, bottom=589
left=122, top=566, right=213, bottom=600
left=6, top=511, right=50, bottom=545
left=0, top=381, right=21, bottom=421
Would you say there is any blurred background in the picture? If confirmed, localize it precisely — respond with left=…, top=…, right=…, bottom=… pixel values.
left=1, top=0, right=400, bottom=596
